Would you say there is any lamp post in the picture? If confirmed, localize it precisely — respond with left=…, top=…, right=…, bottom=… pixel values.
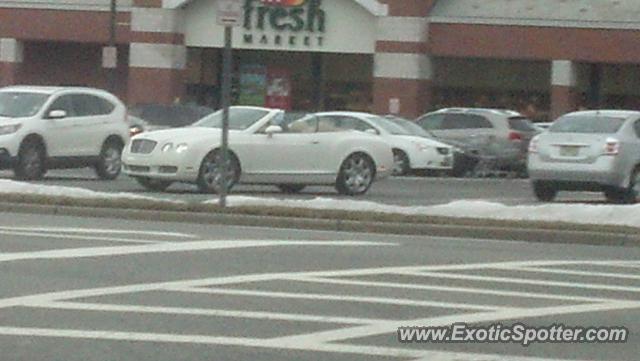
left=216, top=0, right=242, bottom=208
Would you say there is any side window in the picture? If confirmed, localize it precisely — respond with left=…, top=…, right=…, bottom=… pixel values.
left=442, top=114, right=464, bottom=129
left=71, top=95, right=94, bottom=116
left=287, top=116, right=318, bottom=133
left=467, top=115, right=493, bottom=129
left=94, top=96, right=116, bottom=115
left=317, top=116, right=341, bottom=132
left=317, top=116, right=375, bottom=133
left=416, top=114, right=445, bottom=130
left=47, top=95, right=76, bottom=117
left=71, top=94, right=114, bottom=116
left=634, top=120, right=640, bottom=138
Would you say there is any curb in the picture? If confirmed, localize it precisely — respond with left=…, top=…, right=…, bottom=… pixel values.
left=1, top=201, right=639, bottom=247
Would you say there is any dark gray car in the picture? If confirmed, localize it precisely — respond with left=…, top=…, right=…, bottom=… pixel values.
left=416, top=108, right=539, bottom=174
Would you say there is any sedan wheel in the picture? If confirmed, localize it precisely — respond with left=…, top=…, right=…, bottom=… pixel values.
left=197, top=150, right=240, bottom=194
left=336, top=153, right=375, bottom=196
left=532, top=181, right=557, bottom=202
left=392, top=150, right=410, bottom=176
left=607, top=168, right=640, bottom=204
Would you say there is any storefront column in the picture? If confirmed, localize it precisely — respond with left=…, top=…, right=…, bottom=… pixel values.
left=372, top=1, right=434, bottom=118
left=0, top=38, right=23, bottom=87
left=550, top=60, right=579, bottom=120
left=127, top=6, right=186, bottom=106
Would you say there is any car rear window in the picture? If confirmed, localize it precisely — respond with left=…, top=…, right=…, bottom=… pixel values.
left=550, top=115, right=626, bottom=134
left=508, top=117, right=537, bottom=132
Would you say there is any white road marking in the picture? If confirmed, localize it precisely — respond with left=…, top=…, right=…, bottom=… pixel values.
left=271, top=300, right=640, bottom=345
left=598, top=262, right=640, bottom=269
left=167, top=286, right=507, bottom=311
left=0, top=258, right=635, bottom=361
left=0, top=230, right=164, bottom=244
left=397, top=270, right=640, bottom=293
left=0, top=326, right=593, bottom=361
left=284, top=276, right=622, bottom=303
left=0, top=240, right=395, bottom=264
left=0, top=226, right=196, bottom=238
left=30, top=301, right=392, bottom=325
left=506, top=266, right=640, bottom=280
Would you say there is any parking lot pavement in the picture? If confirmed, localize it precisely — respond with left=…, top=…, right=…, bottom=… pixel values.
left=0, top=214, right=637, bottom=361
left=0, top=169, right=606, bottom=206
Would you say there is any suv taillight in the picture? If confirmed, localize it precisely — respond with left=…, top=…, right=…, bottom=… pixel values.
left=508, top=131, right=523, bottom=142
left=603, top=138, right=620, bottom=156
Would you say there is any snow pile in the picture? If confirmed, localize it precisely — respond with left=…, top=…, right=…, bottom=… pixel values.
left=0, top=179, right=638, bottom=228
left=0, top=179, right=177, bottom=203
left=226, top=196, right=640, bottom=228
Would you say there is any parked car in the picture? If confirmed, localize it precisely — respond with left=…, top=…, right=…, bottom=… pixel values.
left=528, top=110, right=640, bottom=203
left=0, top=86, right=129, bottom=180
left=385, top=115, right=476, bottom=177
left=128, top=103, right=214, bottom=134
left=416, top=108, right=539, bottom=175
left=122, top=106, right=393, bottom=195
left=534, top=122, right=553, bottom=131
left=127, top=114, right=169, bottom=137
left=310, top=112, right=454, bottom=176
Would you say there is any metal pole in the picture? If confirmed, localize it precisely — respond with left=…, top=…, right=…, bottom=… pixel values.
left=219, top=25, right=233, bottom=208
left=108, top=0, right=117, bottom=93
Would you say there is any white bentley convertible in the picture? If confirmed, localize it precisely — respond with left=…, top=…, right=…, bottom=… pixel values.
left=122, top=106, right=393, bottom=195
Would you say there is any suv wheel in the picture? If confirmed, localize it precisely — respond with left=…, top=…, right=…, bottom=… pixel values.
left=15, top=140, right=46, bottom=180
left=95, top=140, right=123, bottom=180
left=532, top=181, right=557, bottom=202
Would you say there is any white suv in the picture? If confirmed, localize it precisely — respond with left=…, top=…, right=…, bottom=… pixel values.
left=0, top=86, right=130, bottom=180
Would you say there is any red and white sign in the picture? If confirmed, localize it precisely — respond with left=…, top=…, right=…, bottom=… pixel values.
left=217, top=0, right=244, bottom=27
left=265, top=68, right=292, bottom=110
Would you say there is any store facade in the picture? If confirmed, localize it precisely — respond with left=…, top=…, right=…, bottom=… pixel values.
left=1, top=0, right=640, bottom=121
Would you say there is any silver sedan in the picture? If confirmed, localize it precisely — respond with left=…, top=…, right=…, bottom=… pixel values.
left=528, top=110, right=640, bottom=203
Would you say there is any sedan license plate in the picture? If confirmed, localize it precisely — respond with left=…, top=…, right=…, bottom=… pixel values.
left=560, top=146, right=580, bottom=157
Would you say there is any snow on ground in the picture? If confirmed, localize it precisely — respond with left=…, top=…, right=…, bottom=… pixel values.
left=1, top=179, right=639, bottom=228
left=0, top=179, right=180, bottom=203
left=226, top=196, right=640, bottom=228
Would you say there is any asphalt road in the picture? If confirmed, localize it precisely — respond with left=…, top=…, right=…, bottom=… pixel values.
left=0, top=168, right=605, bottom=206
left=0, top=212, right=638, bottom=361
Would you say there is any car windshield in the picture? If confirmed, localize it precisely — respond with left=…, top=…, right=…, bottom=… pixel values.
left=0, top=92, right=50, bottom=118
left=550, top=115, right=626, bottom=134
left=191, top=108, right=270, bottom=130
left=366, top=116, right=412, bottom=135
left=387, top=116, right=432, bottom=137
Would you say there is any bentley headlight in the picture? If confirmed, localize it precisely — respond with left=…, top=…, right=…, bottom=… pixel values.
left=161, top=143, right=174, bottom=152
left=175, top=143, right=189, bottom=154
left=0, top=123, right=22, bottom=135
